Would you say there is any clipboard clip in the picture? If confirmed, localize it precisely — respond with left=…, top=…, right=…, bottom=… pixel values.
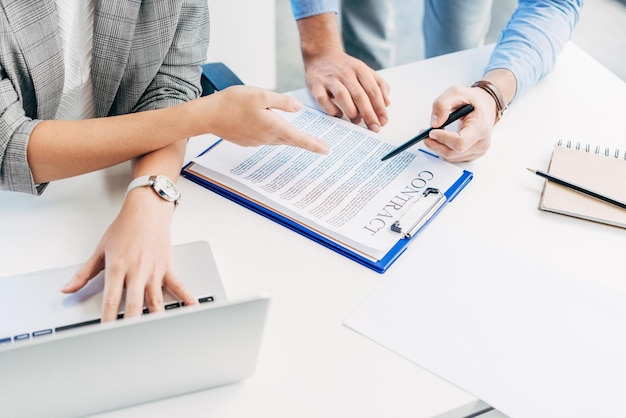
left=390, top=188, right=446, bottom=238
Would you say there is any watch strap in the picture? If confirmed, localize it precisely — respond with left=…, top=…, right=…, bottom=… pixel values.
left=126, top=175, right=180, bottom=206
left=126, top=175, right=154, bottom=195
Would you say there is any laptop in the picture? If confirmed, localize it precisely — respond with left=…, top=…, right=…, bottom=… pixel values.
left=0, top=241, right=269, bottom=418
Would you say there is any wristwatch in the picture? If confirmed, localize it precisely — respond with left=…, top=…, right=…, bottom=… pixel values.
left=126, top=175, right=181, bottom=207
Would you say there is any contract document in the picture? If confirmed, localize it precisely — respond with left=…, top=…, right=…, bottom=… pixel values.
left=182, top=106, right=472, bottom=272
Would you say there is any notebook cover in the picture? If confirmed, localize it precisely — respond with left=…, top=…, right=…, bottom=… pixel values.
left=539, top=144, right=626, bottom=228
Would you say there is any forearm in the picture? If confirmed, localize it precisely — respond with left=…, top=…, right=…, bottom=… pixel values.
left=23, top=84, right=329, bottom=187
left=28, top=102, right=200, bottom=184
left=296, top=13, right=344, bottom=63
left=132, top=139, right=187, bottom=180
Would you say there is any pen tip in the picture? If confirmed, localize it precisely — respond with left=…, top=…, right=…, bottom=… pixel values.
left=526, top=168, right=536, bottom=174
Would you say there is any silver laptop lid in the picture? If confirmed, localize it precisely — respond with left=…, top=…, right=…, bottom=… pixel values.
left=0, top=296, right=269, bottom=418
left=0, top=241, right=269, bottom=418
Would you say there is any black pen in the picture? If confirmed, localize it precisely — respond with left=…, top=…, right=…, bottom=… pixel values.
left=527, top=168, right=626, bottom=210
left=381, top=103, right=474, bottom=161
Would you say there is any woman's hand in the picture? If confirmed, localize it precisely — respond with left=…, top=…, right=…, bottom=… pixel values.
left=61, top=187, right=197, bottom=321
left=199, top=85, right=329, bottom=154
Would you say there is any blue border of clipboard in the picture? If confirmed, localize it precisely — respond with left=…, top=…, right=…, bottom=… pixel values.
left=182, top=144, right=473, bottom=274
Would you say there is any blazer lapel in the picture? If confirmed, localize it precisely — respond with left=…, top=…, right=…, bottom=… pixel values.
left=2, top=0, right=64, bottom=119
left=92, top=0, right=141, bottom=117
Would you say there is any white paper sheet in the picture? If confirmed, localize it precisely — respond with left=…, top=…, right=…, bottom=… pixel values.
left=345, top=224, right=626, bottom=418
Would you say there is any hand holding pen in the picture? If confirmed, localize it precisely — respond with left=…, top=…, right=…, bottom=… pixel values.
left=381, top=104, right=474, bottom=161
left=383, top=82, right=511, bottom=163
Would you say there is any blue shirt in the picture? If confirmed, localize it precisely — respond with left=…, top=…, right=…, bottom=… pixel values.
left=485, top=0, right=582, bottom=100
left=291, top=0, right=582, bottom=101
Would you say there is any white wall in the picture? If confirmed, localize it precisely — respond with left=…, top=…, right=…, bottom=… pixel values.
left=207, top=1, right=276, bottom=89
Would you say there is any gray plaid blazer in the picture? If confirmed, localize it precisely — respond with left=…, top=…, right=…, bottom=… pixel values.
left=0, top=0, right=210, bottom=194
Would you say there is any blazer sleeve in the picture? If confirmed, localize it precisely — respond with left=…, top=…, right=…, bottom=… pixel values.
left=130, top=0, right=211, bottom=113
left=0, top=66, right=43, bottom=195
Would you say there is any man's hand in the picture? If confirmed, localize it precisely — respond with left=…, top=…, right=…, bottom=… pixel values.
left=296, top=13, right=390, bottom=133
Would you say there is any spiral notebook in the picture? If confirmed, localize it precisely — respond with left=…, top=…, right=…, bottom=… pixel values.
left=538, top=141, right=626, bottom=228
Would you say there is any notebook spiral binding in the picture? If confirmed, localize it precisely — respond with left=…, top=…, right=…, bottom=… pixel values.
left=557, top=139, right=625, bottom=160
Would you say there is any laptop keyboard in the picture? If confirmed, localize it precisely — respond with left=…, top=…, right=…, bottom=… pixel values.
left=0, top=296, right=214, bottom=347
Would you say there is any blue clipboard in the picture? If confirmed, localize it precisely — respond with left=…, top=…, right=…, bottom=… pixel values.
left=186, top=62, right=473, bottom=273
left=182, top=147, right=472, bottom=273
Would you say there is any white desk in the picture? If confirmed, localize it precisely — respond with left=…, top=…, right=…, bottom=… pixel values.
left=1, top=43, right=624, bottom=418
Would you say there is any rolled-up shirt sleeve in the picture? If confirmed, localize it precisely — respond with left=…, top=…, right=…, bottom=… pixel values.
left=485, top=0, right=583, bottom=102
left=290, top=0, right=338, bottom=20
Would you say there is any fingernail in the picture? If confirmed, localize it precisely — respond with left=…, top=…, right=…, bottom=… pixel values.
left=431, top=115, right=438, bottom=126
left=292, top=100, right=302, bottom=111
left=368, top=123, right=381, bottom=133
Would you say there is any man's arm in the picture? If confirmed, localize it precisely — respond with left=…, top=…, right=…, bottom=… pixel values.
left=291, top=2, right=390, bottom=133
left=426, top=0, right=582, bottom=162
left=485, top=0, right=583, bottom=102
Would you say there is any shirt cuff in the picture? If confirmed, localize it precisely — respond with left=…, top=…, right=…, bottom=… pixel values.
left=290, top=0, right=338, bottom=20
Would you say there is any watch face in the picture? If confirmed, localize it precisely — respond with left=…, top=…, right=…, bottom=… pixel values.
left=153, top=175, right=181, bottom=202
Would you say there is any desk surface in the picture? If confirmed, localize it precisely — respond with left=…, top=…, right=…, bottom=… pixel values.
left=1, top=43, right=624, bottom=418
